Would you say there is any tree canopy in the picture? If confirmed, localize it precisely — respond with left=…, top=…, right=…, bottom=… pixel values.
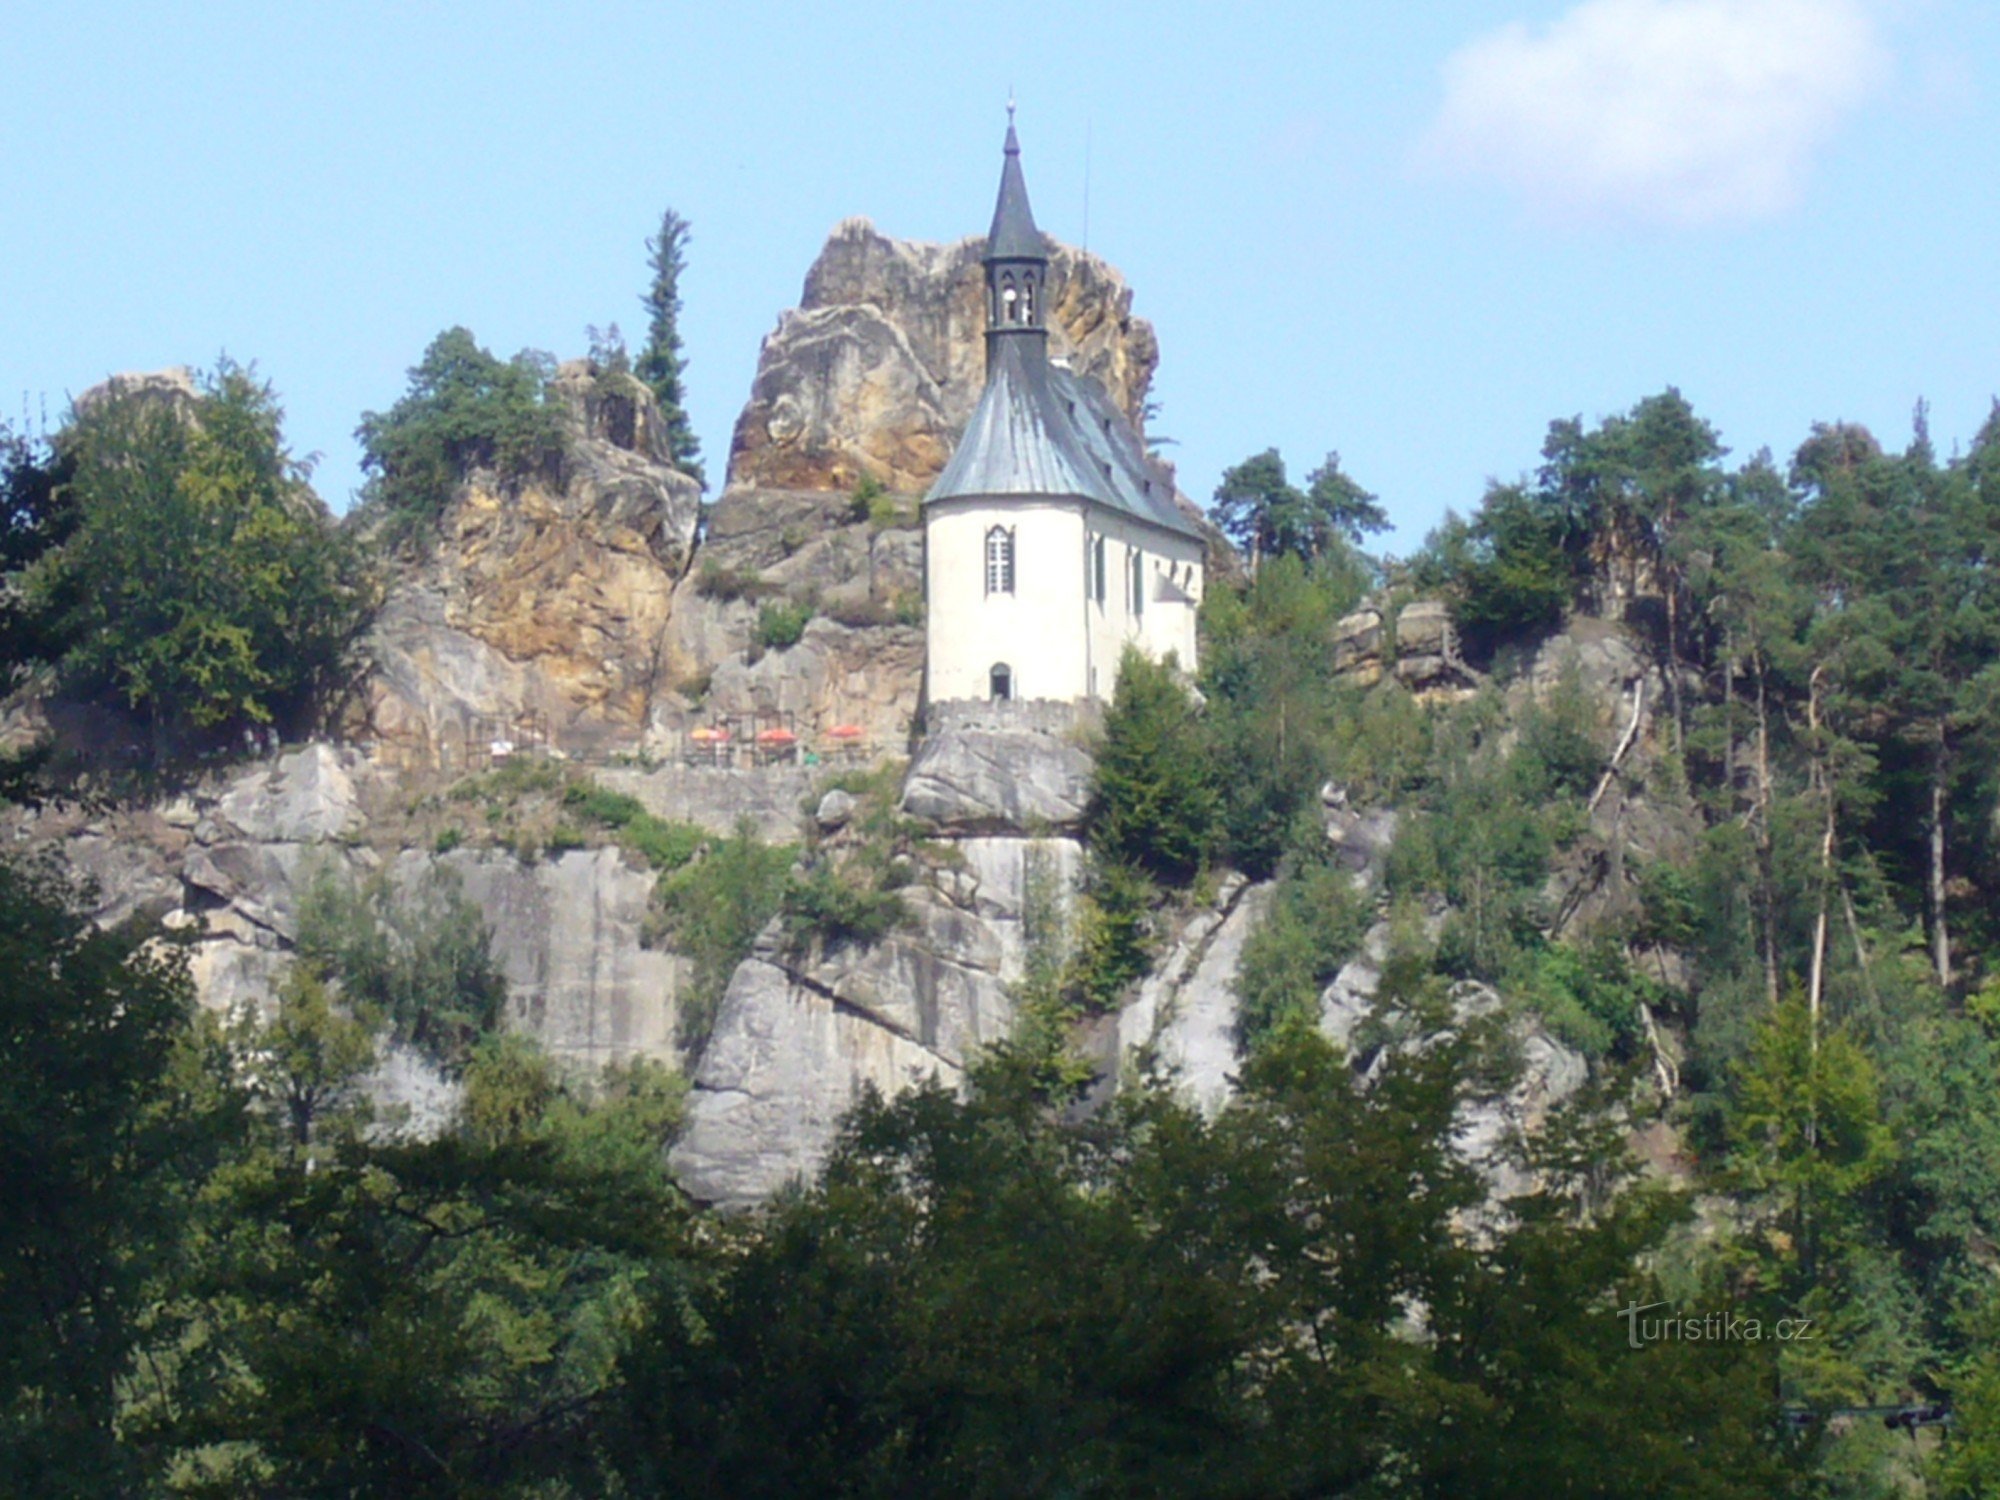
left=16, top=362, right=374, bottom=751
left=1210, top=447, right=1386, bottom=572
left=636, top=208, right=704, bottom=487
left=355, top=326, right=567, bottom=547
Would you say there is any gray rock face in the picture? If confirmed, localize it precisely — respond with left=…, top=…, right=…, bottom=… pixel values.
left=668, top=956, right=962, bottom=1207
left=592, top=762, right=815, bottom=845
left=900, top=703, right=1096, bottom=835
left=417, top=847, right=684, bottom=1066
left=1118, top=876, right=1266, bottom=1115
left=214, top=743, right=363, bottom=843
left=671, top=834, right=1080, bottom=1207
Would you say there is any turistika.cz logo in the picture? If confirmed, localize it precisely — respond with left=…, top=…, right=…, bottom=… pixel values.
left=1617, top=1301, right=1817, bottom=1349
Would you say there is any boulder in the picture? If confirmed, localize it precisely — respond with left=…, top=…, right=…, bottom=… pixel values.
left=215, top=743, right=363, bottom=843
left=900, top=703, right=1096, bottom=835
left=815, top=788, right=857, bottom=830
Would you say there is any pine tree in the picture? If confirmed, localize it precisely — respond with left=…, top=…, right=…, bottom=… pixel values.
left=636, top=208, right=705, bottom=488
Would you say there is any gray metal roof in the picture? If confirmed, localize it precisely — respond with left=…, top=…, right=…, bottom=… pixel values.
left=924, top=336, right=1203, bottom=540
left=986, top=121, right=1045, bottom=262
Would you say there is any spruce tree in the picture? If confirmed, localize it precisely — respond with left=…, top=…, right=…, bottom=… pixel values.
left=636, top=208, right=705, bottom=488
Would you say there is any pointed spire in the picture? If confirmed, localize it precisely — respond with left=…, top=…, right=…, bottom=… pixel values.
left=986, top=104, right=1043, bottom=262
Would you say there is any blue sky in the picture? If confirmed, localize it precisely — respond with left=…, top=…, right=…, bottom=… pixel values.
left=5, top=1, right=1997, bottom=548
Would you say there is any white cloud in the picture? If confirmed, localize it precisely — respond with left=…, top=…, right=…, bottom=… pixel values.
left=1423, top=0, right=1887, bottom=226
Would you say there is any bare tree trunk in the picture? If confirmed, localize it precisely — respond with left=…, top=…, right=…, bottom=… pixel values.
left=1664, top=569, right=1686, bottom=759
left=1930, top=734, right=1953, bottom=988
left=1722, top=635, right=1737, bottom=796
left=1841, top=882, right=1881, bottom=1012
left=1805, top=667, right=1833, bottom=1050
left=1754, top=657, right=1780, bottom=1008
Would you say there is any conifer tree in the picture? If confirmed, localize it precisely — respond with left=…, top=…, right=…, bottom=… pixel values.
left=636, top=208, right=704, bottom=488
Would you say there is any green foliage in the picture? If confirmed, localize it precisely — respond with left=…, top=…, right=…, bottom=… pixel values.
left=1725, top=998, right=1895, bottom=1285
left=844, top=471, right=886, bottom=523
left=611, top=1025, right=1795, bottom=1498
left=1088, top=647, right=1219, bottom=886
left=1423, top=484, right=1572, bottom=655
left=1209, top=445, right=1386, bottom=569
left=1066, top=858, right=1157, bottom=1012
left=0, top=424, right=77, bottom=687
left=23, top=362, right=375, bottom=748
left=236, top=965, right=378, bottom=1152
left=636, top=207, right=704, bottom=485
left=693, top=559, right=775, bottom=601
left=778, top=863, right=908, bottom=955
left=0, top=856, right=226, bottom=1491
left=1503, top=937, right=1655, bottom=1058
left=1236, top=842, right=1371, bottom=1051
left=170, top=1093, right=685, bottom=1494
left=1199, top=554, right=1368, bottom=874
left=294, top=861, right=508, bottom=1073
left=649, top=820, right=795, bottom=1051
left=355, top=326, right=566, bottom=546
left=562, top=779, right=704, bottom=870
left=752, top=596, right=814, bottom=652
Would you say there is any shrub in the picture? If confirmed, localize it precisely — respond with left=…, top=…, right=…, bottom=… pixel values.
left=846, top=473, right=886, bottom=523
left=1502, top=938, right=1651, bottom=1059
left=779, top=865, right=908, bottom=956
left=694, top=560, right=775, bottom=602
left=1236, top=850, right=1371, bottom=1052
left=562, top=780, right=705, bottom=871
left=1066, top=859, right=1156, bottom=1012
left=649, top=823, right=795, bottom=1052
left=294, top=862, right=507, bottom=1073
left=754, top=599, right=814, bottom=652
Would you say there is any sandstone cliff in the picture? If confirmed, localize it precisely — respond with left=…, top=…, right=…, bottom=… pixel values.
left=358, top=360, right=704, bottom=767
left=728, top=218, right=1159, bottom=495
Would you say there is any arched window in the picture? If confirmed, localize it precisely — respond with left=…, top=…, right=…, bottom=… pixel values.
left=985, top=525, right=1015, bottom=595
left=1092, top=534, right=1107, bottom=604
left=1001, top=274, right=1019, bottom=324
left=990, top=663, right=1013, bottom=701
left=1129, top=548, right=1145, bottom=617
left=1021, top=275, right=1035, bottom=323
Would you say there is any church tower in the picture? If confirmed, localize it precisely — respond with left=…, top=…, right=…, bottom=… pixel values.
left=922, top=113, right=1205, bottom=708
left=983, top=108, right=1049, bottom=369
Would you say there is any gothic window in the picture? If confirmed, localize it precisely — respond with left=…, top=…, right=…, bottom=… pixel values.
left=1021, top=275, right=1035, bottom=323
left=990, top=663, right=1013, bottom=701
left=986, top=525, right=1015, bottom=595
left=1001, top=275, right=1019, bottom=324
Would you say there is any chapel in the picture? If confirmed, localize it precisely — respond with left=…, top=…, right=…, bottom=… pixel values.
left=922, top=113, right=1204, bottom=706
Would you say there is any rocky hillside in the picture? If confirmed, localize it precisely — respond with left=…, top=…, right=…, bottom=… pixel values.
left=8, top=222, right=1650, bottom=1217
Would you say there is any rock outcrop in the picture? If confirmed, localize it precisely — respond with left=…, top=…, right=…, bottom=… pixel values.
left=727, top=220, right=1159, bottom=495
left=672, top=707, right=1094, bottom=1206
left=900, top=701, right=1098, bottom=835
left=1331, top=596, right=1478, bottom=697
left=359, top=361, right=703, bottom=766
left=671, top=834, right=1082, bottom=1208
